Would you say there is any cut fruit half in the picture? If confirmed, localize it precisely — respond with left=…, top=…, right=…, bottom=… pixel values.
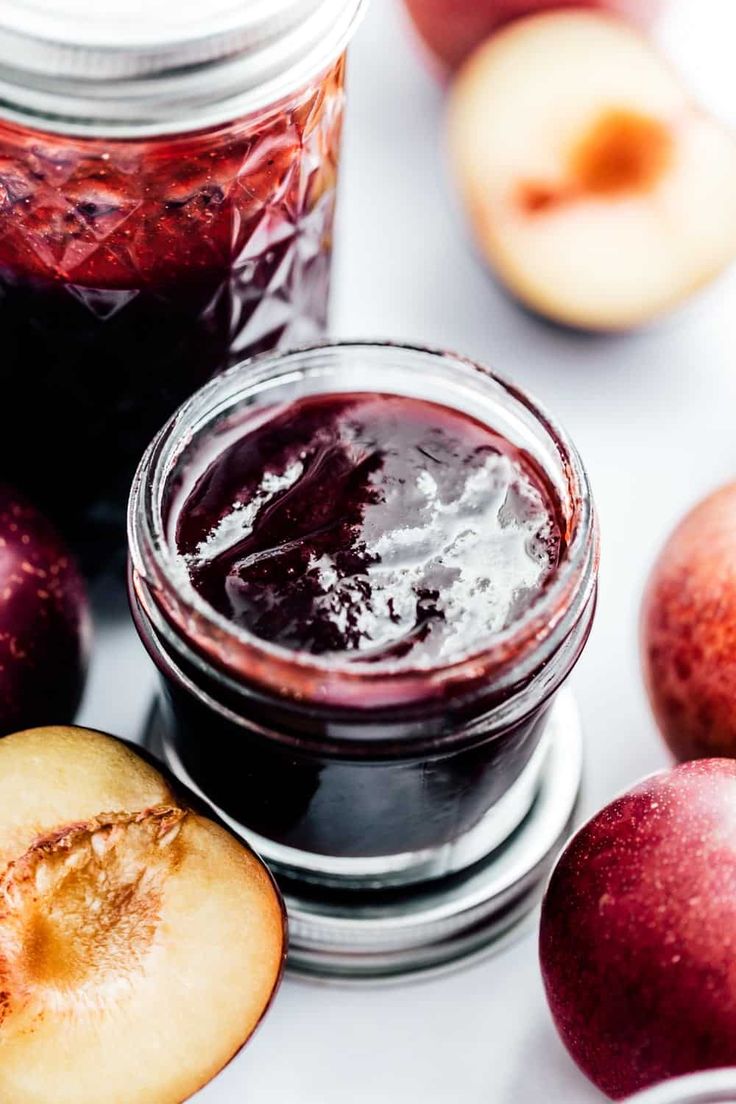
left=0, top=726, right=173, bottom=867
left=0, top=727, right=285, bottom=1104
left=448, top=10, right=736, bottom=330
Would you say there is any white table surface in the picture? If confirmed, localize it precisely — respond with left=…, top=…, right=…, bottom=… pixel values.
left=77, top=2, right=736, bottom=1100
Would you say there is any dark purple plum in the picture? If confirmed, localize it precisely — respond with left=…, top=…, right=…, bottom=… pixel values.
left=0, top=486, right=90, bottom=734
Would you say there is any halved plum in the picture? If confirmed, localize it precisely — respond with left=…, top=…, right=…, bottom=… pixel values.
left=448, top=11, right=736, bottom=330
left=0, top=726, right=286, bottom=1104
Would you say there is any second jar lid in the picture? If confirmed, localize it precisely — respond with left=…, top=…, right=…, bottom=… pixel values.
left=147, top=689, right=584, bottom=983
left=0, top=0, right=367, bottom=135
left=627, top=1072, right=736, bottom=1104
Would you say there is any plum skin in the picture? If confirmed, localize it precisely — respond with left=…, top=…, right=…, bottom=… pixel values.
left=641, top=483, right=736, bottom=761
left=402, top=0, right=664, bottom=73
left=540, top=759, right=736, bottom=1099
left=0, top=486, right=90, bottom=735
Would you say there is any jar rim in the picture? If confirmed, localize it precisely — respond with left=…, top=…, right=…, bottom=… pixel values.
left=626, top=1072, right=736, bottom=1104
left=129, top=341, right=599, bottom=712
left=0, top=0, right=366, bottom=137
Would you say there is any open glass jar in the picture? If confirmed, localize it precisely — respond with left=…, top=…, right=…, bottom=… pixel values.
left=0, top=0, right=365, bottom=566
left=129, top=342, right=598, bottom=962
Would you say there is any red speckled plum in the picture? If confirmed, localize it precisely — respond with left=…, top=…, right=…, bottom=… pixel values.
left=540, top=760, right=736, bottom=1099
left=642, top=483, right=736, bottom=761
left=0, top=486, right=90, bottom=734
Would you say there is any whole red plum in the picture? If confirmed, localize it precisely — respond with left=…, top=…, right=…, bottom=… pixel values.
left=0, top=486, right=90, bottom=734
left=402, top=0, right=664, bottom=73
left=540, top=760, right=736, bottom=1099
left=642, top=483, right=736, bottom=761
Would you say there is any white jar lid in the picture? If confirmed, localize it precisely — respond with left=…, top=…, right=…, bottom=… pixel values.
left=627, top=1072, right=736, bottom=1104
left=0, top=0, right=367, bottom=136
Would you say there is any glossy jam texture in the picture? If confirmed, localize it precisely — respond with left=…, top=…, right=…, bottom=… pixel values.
left=173, top=392, right=565, bottom=668
left=0, top=61, right=344, bottom=565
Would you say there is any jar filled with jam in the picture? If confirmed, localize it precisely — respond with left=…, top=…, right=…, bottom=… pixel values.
left=129, top=343, right=599, bottom=975
left=0, top=0, right=365, bottom=566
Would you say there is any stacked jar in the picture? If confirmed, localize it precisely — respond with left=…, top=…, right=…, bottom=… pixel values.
left=129, top=341, right=599, bottom=977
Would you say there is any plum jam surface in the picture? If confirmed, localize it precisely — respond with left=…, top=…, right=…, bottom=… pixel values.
left=173, top=392, right=566, bottom=669
left=0, top=61, right=344, bottom=566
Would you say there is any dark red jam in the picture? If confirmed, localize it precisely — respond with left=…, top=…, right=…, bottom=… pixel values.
left=0, top=61, right=344, bottom=568
left=133, top=388, right=590, bottom=869
left=174, top=393, right=565, bottom=665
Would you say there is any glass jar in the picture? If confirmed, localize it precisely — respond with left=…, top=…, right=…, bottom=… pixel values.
left=0, top=0, right=365, bottom=567
left=129, top=342, right=599, bottom=896
left=627, top=1072, right=736, bottom=1103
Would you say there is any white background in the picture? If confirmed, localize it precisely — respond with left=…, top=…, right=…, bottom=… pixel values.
left=78, top=2, right=736, bottom=1100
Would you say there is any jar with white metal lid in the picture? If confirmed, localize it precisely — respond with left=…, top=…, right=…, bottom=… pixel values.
left=0, top=0, right=366, bottom=567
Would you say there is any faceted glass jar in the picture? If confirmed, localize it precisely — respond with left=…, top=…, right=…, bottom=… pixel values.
left=128, top=342, right=599, bottom=890
left=0, top=3, right=362, bottom=566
